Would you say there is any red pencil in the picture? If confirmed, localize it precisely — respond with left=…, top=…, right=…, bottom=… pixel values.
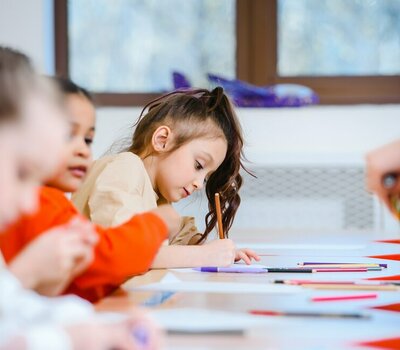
left=311, top=293, right=377, bottom=302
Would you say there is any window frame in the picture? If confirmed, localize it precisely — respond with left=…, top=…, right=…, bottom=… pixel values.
left=55, top=0, right=400, bottom=106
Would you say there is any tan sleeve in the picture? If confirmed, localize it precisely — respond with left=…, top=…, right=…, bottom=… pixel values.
left=169, top=216, right=203, bottom=245
left=88, top=154, right=156, bottom=227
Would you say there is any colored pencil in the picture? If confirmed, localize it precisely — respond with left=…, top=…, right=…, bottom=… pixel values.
left=249, top=310, right=370, bottom=319
left=311, top=293, right=377, bottom=302
left=273, top=279, right=400, bottom=286
left=298, top=262, right=388, bottom=268
left=214, top=193, right=224, bottom=239
left=194, top=267, right=314, bottom=273
left=266, top=268, right=313, bottom=273
left=310, top=268, right=371, bottom=272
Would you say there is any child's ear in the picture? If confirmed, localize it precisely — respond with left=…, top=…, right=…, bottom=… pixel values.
left=152, top=125, right=172, bottom=152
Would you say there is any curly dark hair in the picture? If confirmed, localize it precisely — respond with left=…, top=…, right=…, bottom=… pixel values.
left=125, top=87, right=252, bottom=242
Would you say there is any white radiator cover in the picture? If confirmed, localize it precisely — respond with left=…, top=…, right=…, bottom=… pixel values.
left=238, top=166, right=373, bottom=230
left=176, top=165, right=374, bottom=231
left=175, top=164, right=400, bottom=238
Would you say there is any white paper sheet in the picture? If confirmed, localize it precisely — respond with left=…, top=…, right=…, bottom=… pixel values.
left=151, top=308, right=266, bottom=334
left=236, top=243, right=365, bottom=250
left=131, top=273, right=302, bottom=294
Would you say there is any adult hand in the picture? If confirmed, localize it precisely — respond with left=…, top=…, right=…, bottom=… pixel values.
left=366, top=139, right=400, bottom=217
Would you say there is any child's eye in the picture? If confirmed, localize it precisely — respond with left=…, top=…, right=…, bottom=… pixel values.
left=195, top=161, right=203, bottom=171
left=84, top=138, right=93, bottom=146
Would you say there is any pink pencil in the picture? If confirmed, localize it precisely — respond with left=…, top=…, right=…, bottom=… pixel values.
left=311, top=293, right=377, bottom=302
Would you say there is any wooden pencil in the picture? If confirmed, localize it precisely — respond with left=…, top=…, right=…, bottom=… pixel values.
left=214, top=193, right=224, bottom=239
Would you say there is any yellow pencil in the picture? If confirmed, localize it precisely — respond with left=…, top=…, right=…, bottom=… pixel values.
left=214, top=193, right=225, bottom=239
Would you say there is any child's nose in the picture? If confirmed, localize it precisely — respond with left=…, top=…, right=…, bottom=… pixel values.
left=193, top=177, right=205, bottom=191
left=77, top=140, right=91, bottom=158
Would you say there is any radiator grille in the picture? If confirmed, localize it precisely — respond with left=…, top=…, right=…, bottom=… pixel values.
left=237, top=166, right=374, bottom=230
left=175, top=166, right=375, bottom=231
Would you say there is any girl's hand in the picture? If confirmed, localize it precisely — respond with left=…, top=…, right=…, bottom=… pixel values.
left=9, top=216, right=98, bottom=295
left=234, top=248, right=261, bottom=265
left=202, top=239, right=236, bottom=267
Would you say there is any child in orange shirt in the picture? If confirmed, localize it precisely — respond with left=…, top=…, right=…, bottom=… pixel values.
left=0, top=77, right=180, bottom=302
left=0, top=47, right=161, bottom=350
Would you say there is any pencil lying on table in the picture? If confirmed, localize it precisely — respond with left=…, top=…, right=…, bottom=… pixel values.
left=272, top=279, right=399, bottom=289
left=273, top=279, right=400, bottom=286
left=311, top=293, right=377, bottom=302
left=249, top=309, right=370, bottom=319
left=298, top=263, right=387, bottom=269
left=215, top=193, right=225, bottom=239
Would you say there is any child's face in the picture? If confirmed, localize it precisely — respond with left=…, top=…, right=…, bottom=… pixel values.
left=0, top=95, right=67, bottom=230
left=47, top=94, right=95, bottom=193
left=154, top=136, right=228, bottom=202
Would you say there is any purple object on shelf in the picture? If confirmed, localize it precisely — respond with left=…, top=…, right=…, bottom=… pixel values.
left=171, top=71, right=319, bottom=107
left=172, top=72, right=191, bottom=89
left=207, top=73, right=319, bottom=107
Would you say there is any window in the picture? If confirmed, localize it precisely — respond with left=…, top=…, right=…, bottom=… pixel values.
left=68, top=0, right=235, bottom=92
left=55, top=0, right=400, bottom=105
left=278, top=0, right=400, bottom=77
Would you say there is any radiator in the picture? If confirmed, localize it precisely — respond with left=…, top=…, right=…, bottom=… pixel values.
left=175, top=165, right=378, bottom=231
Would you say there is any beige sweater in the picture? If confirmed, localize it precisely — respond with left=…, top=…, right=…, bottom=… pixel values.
left=72, top=152, right=201, bottom=245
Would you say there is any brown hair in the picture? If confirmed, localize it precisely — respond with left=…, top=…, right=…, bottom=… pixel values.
left=0, top=46, right=35, bottom=124
left=126, top=87, right=252, bottom=242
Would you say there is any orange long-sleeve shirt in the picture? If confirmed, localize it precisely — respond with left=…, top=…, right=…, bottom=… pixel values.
left=0, top=186, right=168, bottom=302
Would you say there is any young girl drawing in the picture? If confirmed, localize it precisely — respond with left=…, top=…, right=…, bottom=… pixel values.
left=73, top=87, right=260, bottom=268
left=0, top=47, right=161, bottom=350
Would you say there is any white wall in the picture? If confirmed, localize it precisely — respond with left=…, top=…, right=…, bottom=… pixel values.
left=94, top=105, right=400, bottom=165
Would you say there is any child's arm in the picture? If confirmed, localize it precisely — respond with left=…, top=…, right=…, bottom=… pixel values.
left=2, top=187, right=180, bottom=302
left=151, top=239, right=238, bottom=268
left=68, top=206, right=180, bottom=302
left=8, top=217, right=97, bottom=296
left=151, top=241, right=260, bottom=268
left=165, top=218, right=260, bottom=265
